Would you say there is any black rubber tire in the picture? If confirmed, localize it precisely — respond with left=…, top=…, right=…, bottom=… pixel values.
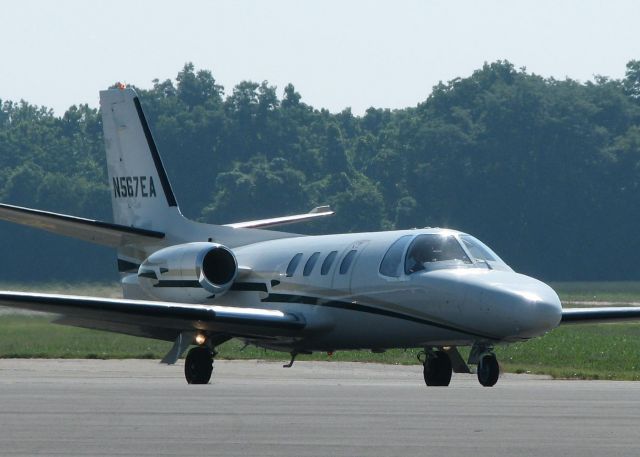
left=185, top=346, right=214, bottom=384
left=423, top=351, right=452, bottom=386
left=477, top=353, right=499, bottom=387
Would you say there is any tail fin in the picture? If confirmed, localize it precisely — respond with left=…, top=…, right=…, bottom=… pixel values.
left=100, top=86, right=298, bottom=259
left=100, top=86, right=180, bottom=232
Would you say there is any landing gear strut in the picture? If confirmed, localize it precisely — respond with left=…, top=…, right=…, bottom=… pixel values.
left=476, top=352, right=499, bottom=387
left=184, top=346, right=214, bottom=384
left=422, top=350, right=452, bottom=386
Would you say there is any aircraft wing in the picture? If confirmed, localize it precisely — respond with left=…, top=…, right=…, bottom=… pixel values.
left=561, top=307, right=640, bottom=324
left=0, top=203, right=165, bottom=247
left=225, top=205, right=334, bottom=229
left=0, top=291, right=306, bottom=342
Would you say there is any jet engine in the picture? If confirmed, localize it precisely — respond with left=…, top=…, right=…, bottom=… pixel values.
left=137, top=242, right=238, bottom=302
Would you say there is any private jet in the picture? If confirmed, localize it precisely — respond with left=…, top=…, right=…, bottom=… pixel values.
left=1, top=86, right=638, bottom=387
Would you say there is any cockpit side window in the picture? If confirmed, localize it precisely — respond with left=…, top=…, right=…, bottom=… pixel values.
left=460, top=235, right=498, bottom=262
left=405, top=234, right=472, bottom=274
left=380, top=235, right=412, bottom=277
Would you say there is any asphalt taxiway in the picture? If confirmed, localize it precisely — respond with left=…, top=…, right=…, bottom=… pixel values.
left=0, top=359, right=638, bottom=456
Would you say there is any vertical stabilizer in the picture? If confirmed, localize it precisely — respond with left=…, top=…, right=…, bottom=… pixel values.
left=99, top=86, right=298, bottom=269
left=100, top=86, right=180, bottom=232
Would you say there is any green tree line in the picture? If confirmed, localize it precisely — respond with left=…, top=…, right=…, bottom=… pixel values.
left=1, top=61, right=640, bottom=281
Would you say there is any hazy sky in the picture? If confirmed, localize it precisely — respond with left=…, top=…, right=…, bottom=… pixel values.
left=1, top=0, right=638, bottom=115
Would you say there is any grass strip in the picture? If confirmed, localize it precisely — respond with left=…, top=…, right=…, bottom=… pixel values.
left=1, top=315, right=639, bottom=380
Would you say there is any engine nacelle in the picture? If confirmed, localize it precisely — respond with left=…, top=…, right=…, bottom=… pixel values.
left=137, top=242, right=238, bottom=302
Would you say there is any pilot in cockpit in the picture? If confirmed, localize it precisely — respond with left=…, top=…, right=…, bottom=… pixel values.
left=406, top=237, right=439, bottom=273
left=406, top=235, right=471, bottom=274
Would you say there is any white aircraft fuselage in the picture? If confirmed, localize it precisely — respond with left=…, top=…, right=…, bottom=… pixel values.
left=131, top=227, right=562, bottom=353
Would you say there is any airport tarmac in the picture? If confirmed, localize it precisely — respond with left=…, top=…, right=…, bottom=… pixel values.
left=0, top=359, right=638, bottom=457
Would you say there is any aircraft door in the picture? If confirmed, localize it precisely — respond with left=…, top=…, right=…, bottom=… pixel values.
left=331, top=240, right=369, bottom=294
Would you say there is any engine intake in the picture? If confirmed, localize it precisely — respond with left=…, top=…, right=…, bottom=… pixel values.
left=197, top=245, right=237, bottom=293
left=137, top=242, right=238, bottom=302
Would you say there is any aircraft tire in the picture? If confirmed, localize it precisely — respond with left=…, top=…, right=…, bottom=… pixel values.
left=423, top=350, right=452, bottom=386
left=477, top=353, right=499, bottom=387
left=185, top=346, right=214, bottom=384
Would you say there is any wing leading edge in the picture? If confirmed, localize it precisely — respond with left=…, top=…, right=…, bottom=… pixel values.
left=0, top=203, right=165, bottom=247
left=0, top=291, right=306, bottom=341
left=561, top=307, right=640, bottom=324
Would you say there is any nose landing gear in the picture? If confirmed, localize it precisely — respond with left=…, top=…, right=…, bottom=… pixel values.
left=469, top=343, right=500, bottom=387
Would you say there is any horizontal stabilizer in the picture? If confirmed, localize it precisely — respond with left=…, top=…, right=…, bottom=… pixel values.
left=561, top=307, right=640, bottom=324
left=0, top=291, right=306, bottom=340
left=225, top=205, right=334, bottom=229
left=0, top=203, right=164, bottom=247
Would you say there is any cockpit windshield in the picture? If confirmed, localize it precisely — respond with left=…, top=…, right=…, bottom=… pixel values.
left=460, top=235, right=500, bottom=262
left=405, top=234, right=472, bottom=274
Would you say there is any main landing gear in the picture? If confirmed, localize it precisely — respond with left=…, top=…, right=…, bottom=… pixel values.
left=184, top=346, right=214, bottom=384
left=420, top=346, right=500, bottom=387
left=422, top=350, right=452, bottom=386
left=476, top=352, right=499, bottom=387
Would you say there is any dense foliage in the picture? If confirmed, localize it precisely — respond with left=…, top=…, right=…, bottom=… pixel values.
left=1, top=61, right=640, bottom=281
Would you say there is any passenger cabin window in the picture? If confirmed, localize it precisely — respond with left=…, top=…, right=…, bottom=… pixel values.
left=405, top=234, right=471, bottom=274
left=303, top=252, right=321, bottom=276
left=339, top=250, right=358, bottom=274
left=380, top=235, right=413, bottom=277
left=460, top=235, right=498, bottom=262
left=286, top=253, right=303, bottom=277
left=321, top=251, right=338, bottom=275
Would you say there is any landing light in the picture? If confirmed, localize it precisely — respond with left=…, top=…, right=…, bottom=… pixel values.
left=195, top=333, right=207, bottom=345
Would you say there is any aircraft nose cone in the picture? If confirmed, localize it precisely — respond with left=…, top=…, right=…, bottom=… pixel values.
left=512, top=282, right=562, bottom=338
left=457, top=271, right=563, bottom=340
